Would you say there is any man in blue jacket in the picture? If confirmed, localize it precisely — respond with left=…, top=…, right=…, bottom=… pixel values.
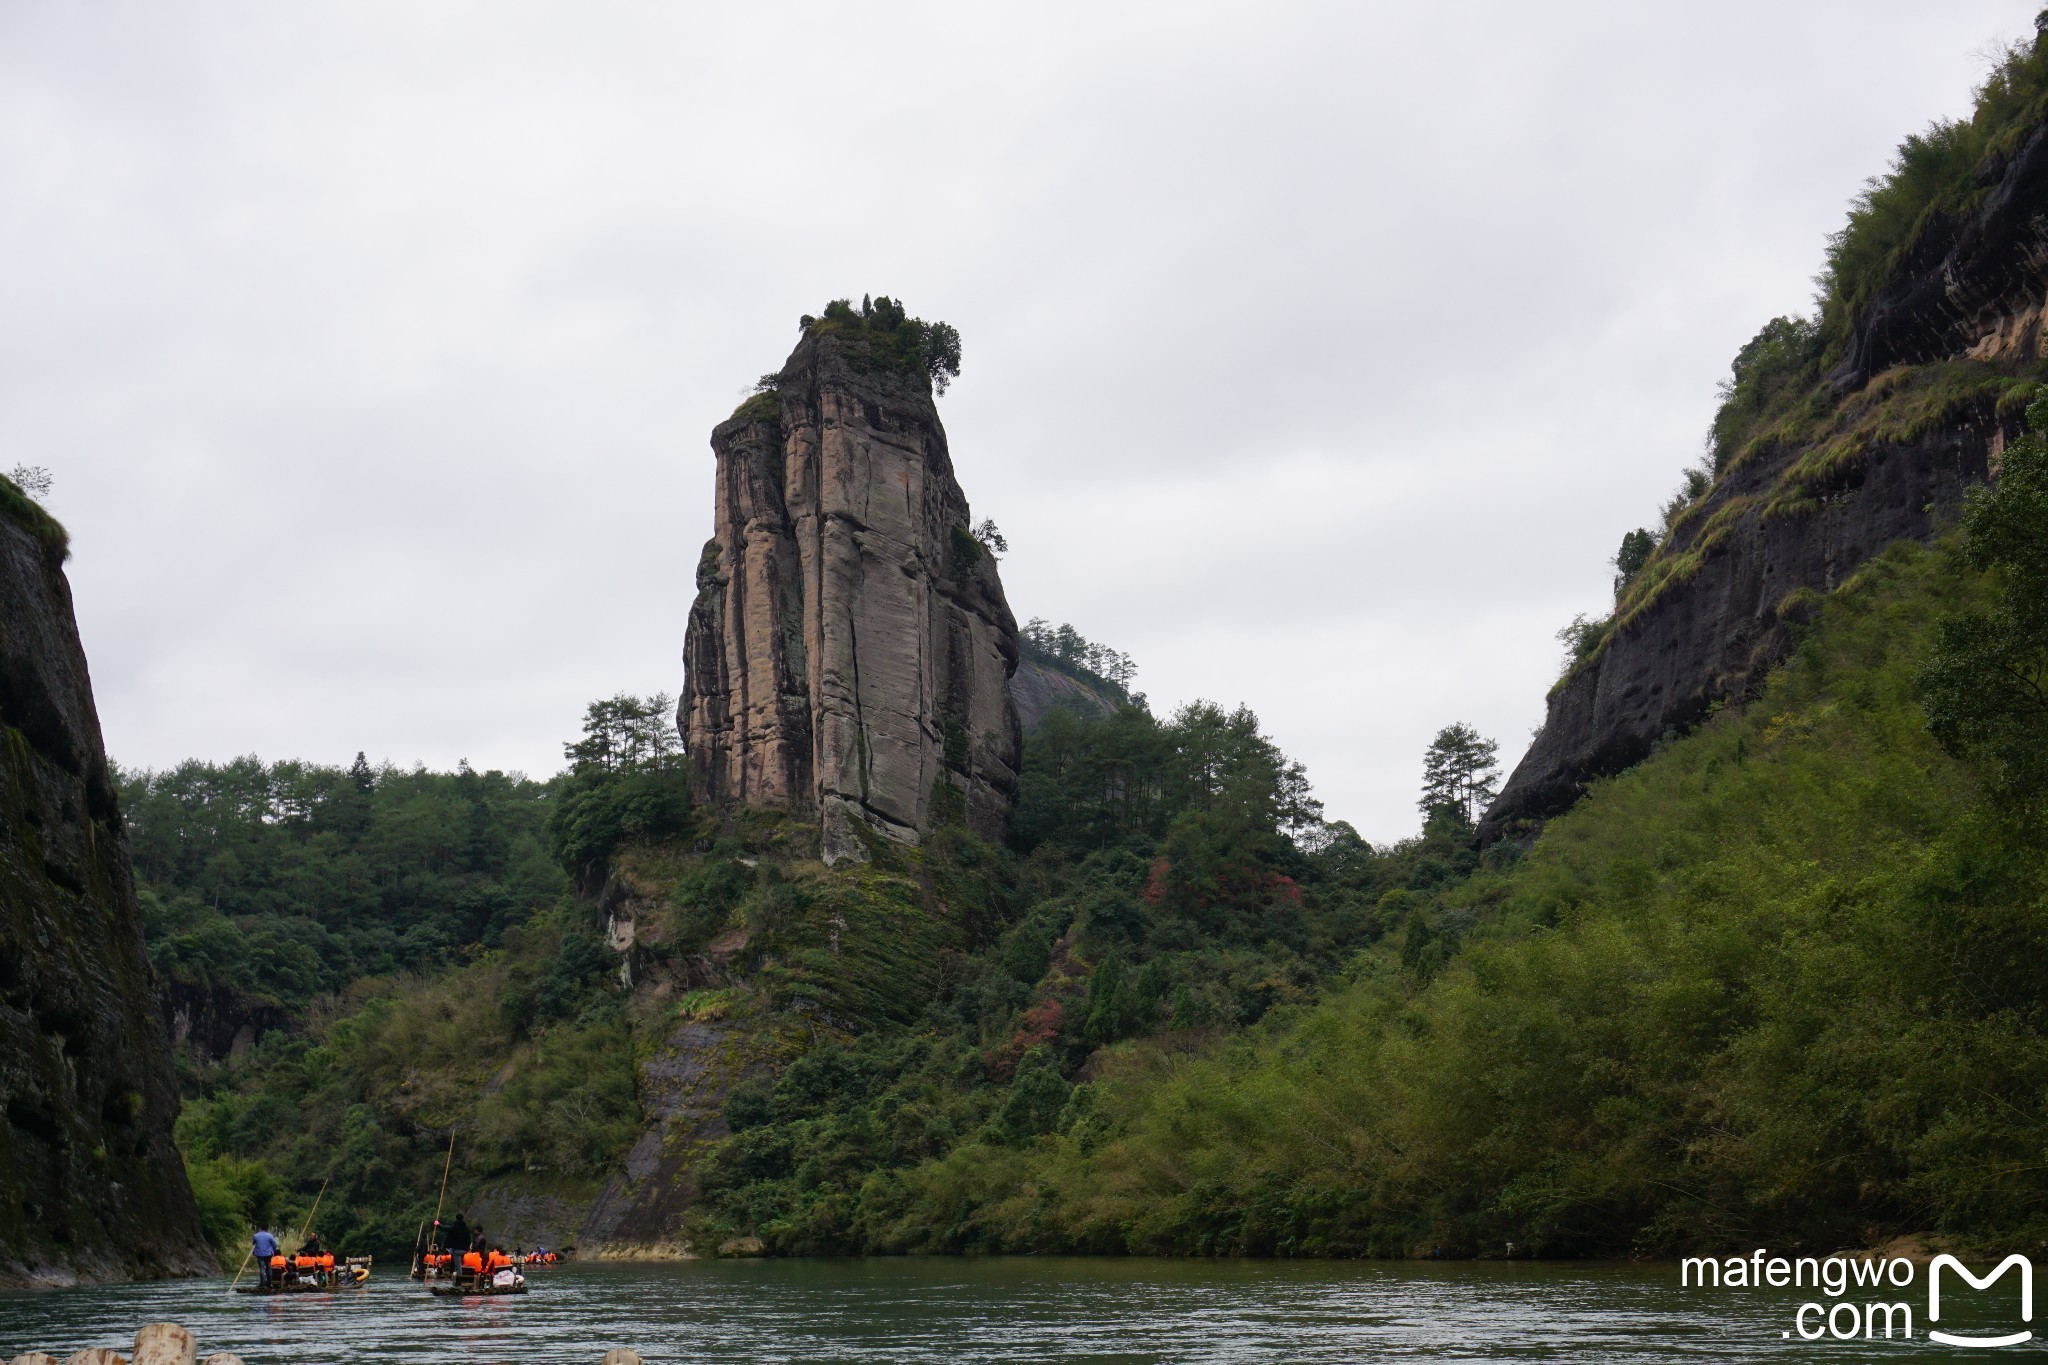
left=252, top=1225, right=279, bottom=1288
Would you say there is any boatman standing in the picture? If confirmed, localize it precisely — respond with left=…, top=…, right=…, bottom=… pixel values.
left=252, top=1225, right=279, bottom=1288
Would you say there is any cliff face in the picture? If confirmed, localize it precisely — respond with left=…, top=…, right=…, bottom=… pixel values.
left=1482, top=114, right=2048, bottom=841
left=0, top=494, right=212, bottom=1287
left=1009, top=656, right=1122, bottom=732
left=1831, top=121, right=2048, bottom=394
left=681, top=321, right=1022, bottom=861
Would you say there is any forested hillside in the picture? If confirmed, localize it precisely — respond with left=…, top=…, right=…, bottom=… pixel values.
left=805, top=534, right=2040, bottom=1255
left=658, top=395, right=2048, bottom=1257
left=146, top=686, right=1458, bottom=1260
left=153, top=426, right=2048, bottom=1264
left=127, top=757, right=564, bottom=1059
left=129, top=719, right=656, bottom=1258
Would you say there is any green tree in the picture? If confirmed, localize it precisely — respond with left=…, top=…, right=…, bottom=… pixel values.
left=1083, top=954, right=1140, bottom=1045
left=548, top=692, right=691, bottom=873
left=1556, top=613, right=1611, bottom=672
left=1418, top=722, right=1499, bottom=825
left=922, top=320, right=963, bottom=394
left=1018, top=618, right=1138, bottom=697
left=1613, top=528, right=1657, bottom=595
left=562, top=693, right=683, bottom=774
left=995, top=1048, right=1071, bottom=1142
left=1918, top=395, right=2048, bottom=810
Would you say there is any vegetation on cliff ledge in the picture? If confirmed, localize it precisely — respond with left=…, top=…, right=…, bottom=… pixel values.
left=800, top=294, right=962, bottom=395
left=731, top=294, right=962, bottom=421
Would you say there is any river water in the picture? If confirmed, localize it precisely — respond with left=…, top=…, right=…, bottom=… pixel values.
left=0, top=1258, right=2027, bottom=1363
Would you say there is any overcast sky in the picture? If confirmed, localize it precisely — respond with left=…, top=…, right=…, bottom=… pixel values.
left=1, top=1, right=2035, bottom=844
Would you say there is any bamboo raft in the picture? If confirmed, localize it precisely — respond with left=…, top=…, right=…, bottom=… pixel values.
left=414, top=1254, right=556, bottom=1280
left=234, top=1259, right=372, bottom=1294
left=427, top=1276, right=528, bottom=1297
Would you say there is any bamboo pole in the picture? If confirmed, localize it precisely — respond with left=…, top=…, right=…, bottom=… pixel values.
left=429, top=1128, right=456, bottom=1237
left=227, top=1241, right=253, bottom=1291
left=295, top=1177, right=330, bottom=1252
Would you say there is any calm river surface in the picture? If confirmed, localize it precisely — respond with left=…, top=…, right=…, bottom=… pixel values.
left=0, top=1258, right=2027, bottom=1363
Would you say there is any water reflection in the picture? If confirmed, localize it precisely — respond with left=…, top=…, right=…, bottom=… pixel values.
left=0, top=1257, right=2022, bottom=1362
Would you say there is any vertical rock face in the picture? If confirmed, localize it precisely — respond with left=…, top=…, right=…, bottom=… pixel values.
left=682, top=315, right=1021, bottom=861
left=0, top=493, right=212, bottom=1287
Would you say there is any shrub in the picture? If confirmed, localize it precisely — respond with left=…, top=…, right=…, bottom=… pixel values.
left=1555, top=612, right=1611, bottom=673
left=1708, top=316, right=1819, bottom=468
left=729, top=389, right=781, bottom=425
left=0, top=468, right=68, bottom=561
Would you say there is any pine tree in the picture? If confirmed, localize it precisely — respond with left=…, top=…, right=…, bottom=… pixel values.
left=1418, top=722, right=1500, bottom=825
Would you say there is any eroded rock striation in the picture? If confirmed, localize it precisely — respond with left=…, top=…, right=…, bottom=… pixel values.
left=681, top=309, right=1021, bottom=861
left=1481, top=111, right=2048, bottom=842
left=0, top=488, right=212, bottom=1286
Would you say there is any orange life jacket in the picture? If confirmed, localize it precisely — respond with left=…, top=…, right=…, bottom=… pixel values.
left=294, top=1256, right=314, bottom=1269
left=486, top=1251, right=511, bottom=1270
left=462, top=1251, right=483, bottom=1272
left=319, top=1253, right=335, bottom=1269
left=269, top=1255, right=287, bottom=1269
